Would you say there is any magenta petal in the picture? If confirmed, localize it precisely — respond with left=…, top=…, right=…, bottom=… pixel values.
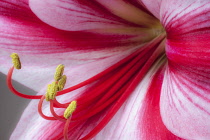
left=138, top=63, right=184, bottom=140
left=1, top=0, right=145, bottom=55
left=91, top=59, right=166, bottom=140
left=160, top=64, right=210, bottom=139
left=138, top=0, right=161, bottom=19
left=159, top=1, right=210, bottom=138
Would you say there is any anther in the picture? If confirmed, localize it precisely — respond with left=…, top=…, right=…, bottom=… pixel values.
left=45, top=84, right=52, bottom=101
left=45, top=82, right=58, bottom=101
left=10, top=53, right=21, bottom=69
left=58, top=75, right=67, bottom=91
left=54, top=64, right=65, bottom=81
left=64, top=101, right=77, bottom=119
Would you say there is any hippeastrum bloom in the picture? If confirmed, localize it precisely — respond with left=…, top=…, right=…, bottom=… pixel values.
left=1, top=0, right=210, bottom=139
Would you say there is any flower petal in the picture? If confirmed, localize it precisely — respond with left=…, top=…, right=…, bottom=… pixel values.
left=11, top=55, right=166, bottom=140
left=29, top=0, right=132, bottom=31
left=138, top=63, right=184, bottom=140
left=1, top=44, right=136, bottom=91
left=0, top=0, right=143, bottom=55
left=92, top=59, right=165, bottom=140
left=159, top=1, right=210, bottom=139
left=0, top=0, right=148, bottom=90
left=10, top=51, right=142, bottom=139
left=138, top=0, right=162, bottom=19
left=94, top=0, right=158, bottom=27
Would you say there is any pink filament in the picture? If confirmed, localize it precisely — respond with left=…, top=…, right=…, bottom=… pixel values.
left=63, top=117, right=72, bottom=140
left=38, top=95, right=57, bottom=120
left=50, top=101, right=66, bottom=122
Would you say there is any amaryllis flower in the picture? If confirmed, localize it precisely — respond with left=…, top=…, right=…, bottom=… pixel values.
left=1, top=0, right=210, bottom=139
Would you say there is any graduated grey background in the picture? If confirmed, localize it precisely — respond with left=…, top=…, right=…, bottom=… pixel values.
left=0, top=72, right=35, bottom=140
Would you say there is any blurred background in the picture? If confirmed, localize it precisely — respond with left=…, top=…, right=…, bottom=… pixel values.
left=0, top=72, right=35, bottom=140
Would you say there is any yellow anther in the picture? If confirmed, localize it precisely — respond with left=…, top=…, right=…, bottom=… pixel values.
left=45, top=84, right=52, bottom=101
left=58, top=75, right=67, bottom=91
left=10, top=53, right=21, bottom=69
left=54, top=64, right=65, bottom=81
left=45, top=82, right=58, bottom=101
left=64, top=101, right=77, bottom=119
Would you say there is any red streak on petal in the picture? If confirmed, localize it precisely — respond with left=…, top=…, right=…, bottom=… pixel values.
left=79, top=37, right=165, bottom=140
left=138, top=65, right=183, bottom=139
left=50, top=35, right=166, bottom=140
left=57, top=34, right=165, bottom=98
left=72, top=44, right=156, bottom=120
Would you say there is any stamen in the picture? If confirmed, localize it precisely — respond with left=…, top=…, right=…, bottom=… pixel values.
left=64, top=101, right=77, bottom=119
left=38, top=95, right=57, bottom=120
left=53, top=98, right=69, bottom=108
left=46, top=82, right=58, bottom=101
left=58, top=75, right=67, bottom=91
left=10, top=53, right=21, bottom=69
left=54, top=64, right=65, bottom=81
left=50, top=100, right=66, bottom=122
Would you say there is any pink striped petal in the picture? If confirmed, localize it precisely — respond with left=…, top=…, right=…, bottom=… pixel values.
left=94, top=0, right=158, bottom=27
left=1, top=0, right=150, bottom=55
left=1, top=45, right=136, bottom=91
left=91, top=60, right=165, bottom=140
left=0, top=5, right=142, bottom=55
left=138, top=0, right=162, bottom=19
left=29, top=0, right=132, bottom=31
left=159, top=1, right=210, bottom=139
left=0, top=0, right=149, bottom=90
left=138, top=64, right=184, bottom=140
